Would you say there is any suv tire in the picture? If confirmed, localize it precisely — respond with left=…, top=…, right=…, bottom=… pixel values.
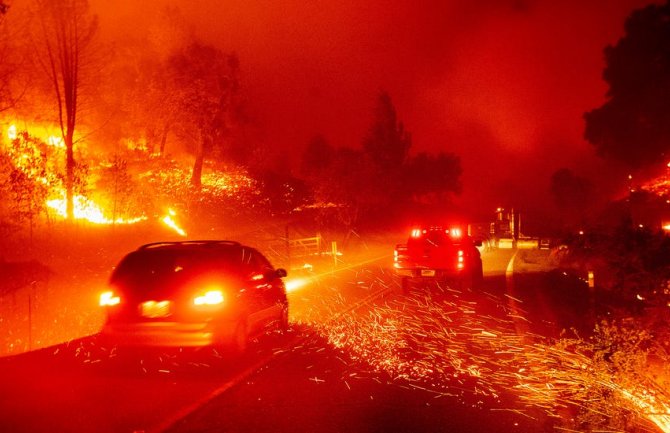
left=231, top=319, right=249, bottom=354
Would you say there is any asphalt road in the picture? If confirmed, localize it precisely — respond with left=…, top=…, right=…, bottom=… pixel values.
left=0, top=248, right=596, bottom=433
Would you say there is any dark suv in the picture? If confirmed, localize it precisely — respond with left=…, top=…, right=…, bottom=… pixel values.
left=99, top=241, right=289, bottom=352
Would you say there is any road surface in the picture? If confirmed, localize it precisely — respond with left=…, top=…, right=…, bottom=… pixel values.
left=0, top=248, right=605, bottom=433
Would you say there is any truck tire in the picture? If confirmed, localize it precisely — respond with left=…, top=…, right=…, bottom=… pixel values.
left=278, top=304, right=289, bottom=332
left=472, top=263, right=484, bottom=289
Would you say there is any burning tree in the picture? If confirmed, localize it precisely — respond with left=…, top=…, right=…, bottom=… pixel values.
left=94, top=155, right=140, bottom=225
left=29, top=0, right=98, bottom=221
left=0, top=132, right=58, bottom=239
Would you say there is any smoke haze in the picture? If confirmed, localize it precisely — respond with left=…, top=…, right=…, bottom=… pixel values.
left=86, top=0, right=657, bottom=216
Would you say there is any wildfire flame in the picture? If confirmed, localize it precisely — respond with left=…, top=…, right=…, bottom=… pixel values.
left=161, top=208, right=186, bottom=236
left=7, top=124, right=64, bottom=148
left=47, top=135, right=64, bottom=148
left=7, top=124, right=16, bottom=140
left=46, top=194, right=147, bottom=224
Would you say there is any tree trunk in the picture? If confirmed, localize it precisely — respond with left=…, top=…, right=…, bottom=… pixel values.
left=65, top=134, right=75, bottom=220
left=159, top=122, right=170, bottom=156
left=191, top=137, right=205, bottom=188
left=112, top=159, right=118, bottom=227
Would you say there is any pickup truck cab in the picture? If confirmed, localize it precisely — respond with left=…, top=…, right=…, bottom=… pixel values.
left=394, top=226, right=483, bottom=292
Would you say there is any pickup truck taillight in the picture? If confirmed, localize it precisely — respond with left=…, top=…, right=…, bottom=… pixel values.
left=457, top=250, right=464, bottom=269
left=394, top=245, right=409, bottom=268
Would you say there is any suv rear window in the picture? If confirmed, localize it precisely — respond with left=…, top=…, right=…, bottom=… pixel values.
left=110, top=248, right=254, bottom=287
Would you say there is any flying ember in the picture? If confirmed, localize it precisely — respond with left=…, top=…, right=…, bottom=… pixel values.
left=307, top=280, right=670, bottom=432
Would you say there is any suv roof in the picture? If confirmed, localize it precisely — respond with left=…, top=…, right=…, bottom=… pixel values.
left=110, top=241, right=263, bottom=288
left=138, top=240, right=242, bottom=250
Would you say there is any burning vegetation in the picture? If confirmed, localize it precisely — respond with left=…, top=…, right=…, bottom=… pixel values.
left=0, top=122, right=266, bottom=239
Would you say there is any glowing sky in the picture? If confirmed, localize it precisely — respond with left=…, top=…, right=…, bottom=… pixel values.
left=90, top=0, right=657, bottom=214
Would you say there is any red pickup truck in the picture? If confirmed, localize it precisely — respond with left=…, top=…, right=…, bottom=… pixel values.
left=394, top=226, right=483, bottom=292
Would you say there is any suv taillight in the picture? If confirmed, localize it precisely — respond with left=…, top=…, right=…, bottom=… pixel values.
left=193, top=290, right=225, bottom=306
left=100, top=291, right=120, bottom=307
